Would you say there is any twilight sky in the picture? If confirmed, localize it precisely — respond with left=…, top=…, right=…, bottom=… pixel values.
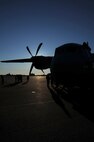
left=0, top=0, right=94, bottom=75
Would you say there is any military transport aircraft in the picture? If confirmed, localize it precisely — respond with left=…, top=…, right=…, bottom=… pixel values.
left=1, top=42, right=94, bottom=88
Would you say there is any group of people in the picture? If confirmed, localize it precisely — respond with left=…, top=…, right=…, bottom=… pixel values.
left=0, top=75, right=30, bottom=86
left=46, top=73, right=60, bottom=89
left=1, top=74, right=56, bottom=87
left=15, top=75, right=30, bottom=83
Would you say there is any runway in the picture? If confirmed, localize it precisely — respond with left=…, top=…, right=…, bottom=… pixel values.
left=0, top=76, right=94, bottom=142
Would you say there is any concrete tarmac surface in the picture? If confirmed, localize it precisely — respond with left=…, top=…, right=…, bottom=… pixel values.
left=0, top=76, right=94, bottom=142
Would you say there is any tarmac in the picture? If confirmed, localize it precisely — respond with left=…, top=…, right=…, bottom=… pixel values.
left=0, top=76, right=94, bottom=142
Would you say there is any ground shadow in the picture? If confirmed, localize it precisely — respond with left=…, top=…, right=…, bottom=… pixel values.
left=22, top=80, right=29, bottom=85
left=48, top=86, right=71, bottom=118
left=60, top=87, right=94, bottom=122
left=3, top=82, right=21, bottom=87
left=48, top=84, right=94, bottom=122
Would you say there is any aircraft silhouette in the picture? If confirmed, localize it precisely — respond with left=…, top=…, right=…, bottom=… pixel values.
left=1, top=42, right=94, bottom=88
left=1, top=43, right=52, bottom=75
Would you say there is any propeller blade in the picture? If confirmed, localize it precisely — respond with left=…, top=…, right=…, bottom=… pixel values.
left=26, top=46, right=33, bottom=56
left=35, top=43, right=43, bottom=56
left=29, top=63, right=34, bottom=75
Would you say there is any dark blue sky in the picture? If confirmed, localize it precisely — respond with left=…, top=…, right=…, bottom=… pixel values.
left=0, top=0, right=94, bottom=75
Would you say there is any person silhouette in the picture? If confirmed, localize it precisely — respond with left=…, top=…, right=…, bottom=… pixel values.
left=46, top=73, right=51, bottom=87
left=1, top=75, right=4, bottom=85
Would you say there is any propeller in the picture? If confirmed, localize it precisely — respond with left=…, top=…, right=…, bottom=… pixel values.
left=26, top=46, right=33, bottom=56
left=26, top=43, right=43, bottom=75
left=29, top=63, right=34, bottom=75
left=35, top=43, right=43, bottom=56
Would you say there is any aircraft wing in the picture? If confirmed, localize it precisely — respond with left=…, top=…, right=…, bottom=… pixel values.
left=0, top=58, right=33, bottom=63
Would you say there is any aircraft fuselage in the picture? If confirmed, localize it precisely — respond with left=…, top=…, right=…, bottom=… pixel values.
left=50, top=43, right=94, bottom=87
